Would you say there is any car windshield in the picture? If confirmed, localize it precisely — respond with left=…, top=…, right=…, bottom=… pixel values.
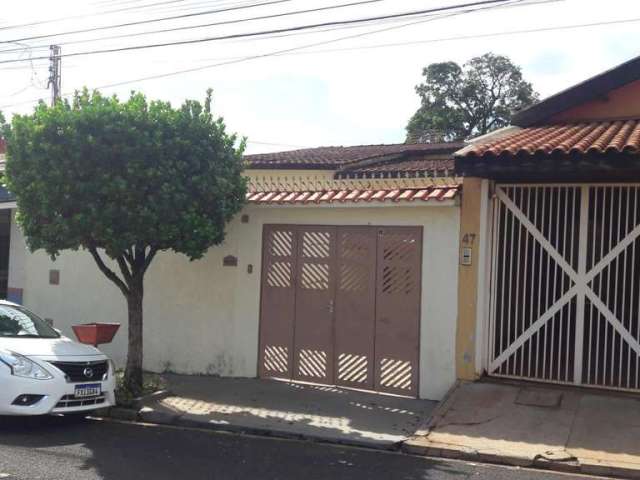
left=0, top=304, right=60, bottom=339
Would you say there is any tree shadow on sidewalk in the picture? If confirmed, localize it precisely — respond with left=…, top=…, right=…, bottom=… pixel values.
left=144, top=375, right=437, bottom=447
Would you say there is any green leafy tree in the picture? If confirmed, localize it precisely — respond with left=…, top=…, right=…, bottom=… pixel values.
left=406, top=53, right=538, bottom=142
left=3, top=89, right=247, bottom=392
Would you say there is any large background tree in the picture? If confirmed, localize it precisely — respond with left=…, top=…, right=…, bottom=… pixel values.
left=4, top=89, right=246, bottom=392
left=406, top=53, right=538, bottom=142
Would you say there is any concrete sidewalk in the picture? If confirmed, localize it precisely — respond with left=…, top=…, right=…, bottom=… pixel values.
left=404, top=381, right=640, bottom=478
left=137, top=374, right=437, bottom=449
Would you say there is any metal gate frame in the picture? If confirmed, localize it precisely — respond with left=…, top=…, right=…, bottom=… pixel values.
left=258, top=224, right=422, bottom=397
left=486, top=183, right=640, bottom=391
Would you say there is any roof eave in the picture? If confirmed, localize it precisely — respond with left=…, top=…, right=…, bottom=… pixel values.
left=455, top=150, right=640, bottom=181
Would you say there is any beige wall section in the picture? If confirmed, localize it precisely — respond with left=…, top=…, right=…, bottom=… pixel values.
left=456, top=177, right=486, bottom=380
left=19, top=202, right=460, bottom=401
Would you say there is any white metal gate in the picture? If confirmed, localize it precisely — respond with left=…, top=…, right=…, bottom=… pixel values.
left=489, top=184, right=640, bottom=391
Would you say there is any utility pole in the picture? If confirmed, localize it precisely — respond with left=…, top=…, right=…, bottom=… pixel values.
left=48, top=45, right=61, bottom=106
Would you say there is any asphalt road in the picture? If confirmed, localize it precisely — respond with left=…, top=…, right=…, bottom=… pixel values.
left=0, top=416, right=603, bottom=480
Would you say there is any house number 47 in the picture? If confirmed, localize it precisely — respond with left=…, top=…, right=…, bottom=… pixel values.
left=462, top=233, right=476, bottom=246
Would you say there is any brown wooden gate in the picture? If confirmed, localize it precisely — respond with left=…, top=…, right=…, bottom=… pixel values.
left=293, top=227, right=337, bottom=384
left=259, top=225, right=422, bottom=397
left=375, top=227, right=422, bottom=395
left=258, top=225, right=298, bottom=379
left=334, top=227, right=377, bottom=390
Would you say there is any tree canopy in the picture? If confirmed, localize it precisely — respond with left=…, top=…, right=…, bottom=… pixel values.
left=4, top=89, right=247, bottom=390
left=406, top=53, right=538, bottom=143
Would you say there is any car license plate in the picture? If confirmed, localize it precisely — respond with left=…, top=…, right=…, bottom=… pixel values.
left=75, top=383, right=101, bottom=398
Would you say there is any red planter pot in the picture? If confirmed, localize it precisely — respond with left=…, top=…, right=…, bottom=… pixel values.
left=72, top=323, right=121, bottom=347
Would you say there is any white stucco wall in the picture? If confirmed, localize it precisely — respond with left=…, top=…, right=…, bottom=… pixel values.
left=18, top=203, right=460, bottom=400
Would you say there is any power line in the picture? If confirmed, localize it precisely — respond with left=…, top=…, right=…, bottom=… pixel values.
left=1, top=1, right=300, bottom=34
left=196, top=15, right=640, bottom=61
left=0, top=0, right=525, bottom=65
left=0, top=1, right=530, bottom=105
left=159, top=0, right=559, bottom=48
left=0, top=0, right=297, bottom=45
left=93, top=12, right=465, bottom=87
left=34, top=0, right=388, bottom=51
left=0, top=0, right=575, bottom=81
left=0, top=0, right=188, bottom=32
left=0, top=0, right=386, bottom=55
left=0, top=0, right=527, bottom=108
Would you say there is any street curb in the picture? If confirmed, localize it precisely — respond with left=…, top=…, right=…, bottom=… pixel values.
left=401, top=442, right=640, bottom=479
left=108, top=407, right=140, bottom=422
left=131, top=406, right=402, bottom=452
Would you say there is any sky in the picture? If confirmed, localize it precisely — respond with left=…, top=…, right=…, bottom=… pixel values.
left=0, top=0, right=639, bottom=154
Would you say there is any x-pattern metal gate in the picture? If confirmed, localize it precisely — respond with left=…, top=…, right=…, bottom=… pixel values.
left=489, top=184, right=640, bottom=391
left=259, top=225, right=421, bottom=396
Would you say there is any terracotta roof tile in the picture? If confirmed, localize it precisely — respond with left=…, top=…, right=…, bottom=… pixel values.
left=384, top=189, right=401, bottom=201
left=246, top=185, right=459, bottom=205
left=459, top=119, right=640, bottom=158
left=332, top=190, right=349, bottom=202
left=245, top=142, right=463, bottom=172
left=337, top=157, right=455, bottom=176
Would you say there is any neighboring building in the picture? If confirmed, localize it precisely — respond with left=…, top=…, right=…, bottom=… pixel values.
left=454, top=55, right=640, bottom=392
left=1, top=142, right=463, bottom=401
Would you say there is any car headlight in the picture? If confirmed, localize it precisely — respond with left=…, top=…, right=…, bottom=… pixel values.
left=0, top=351, right=53, bottom=380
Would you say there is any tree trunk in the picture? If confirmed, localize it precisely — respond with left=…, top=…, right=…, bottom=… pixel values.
left=125, top=277, right=144, bottom=393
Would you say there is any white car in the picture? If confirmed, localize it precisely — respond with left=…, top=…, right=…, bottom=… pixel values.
left=0, top=300, right=116, bottom=416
